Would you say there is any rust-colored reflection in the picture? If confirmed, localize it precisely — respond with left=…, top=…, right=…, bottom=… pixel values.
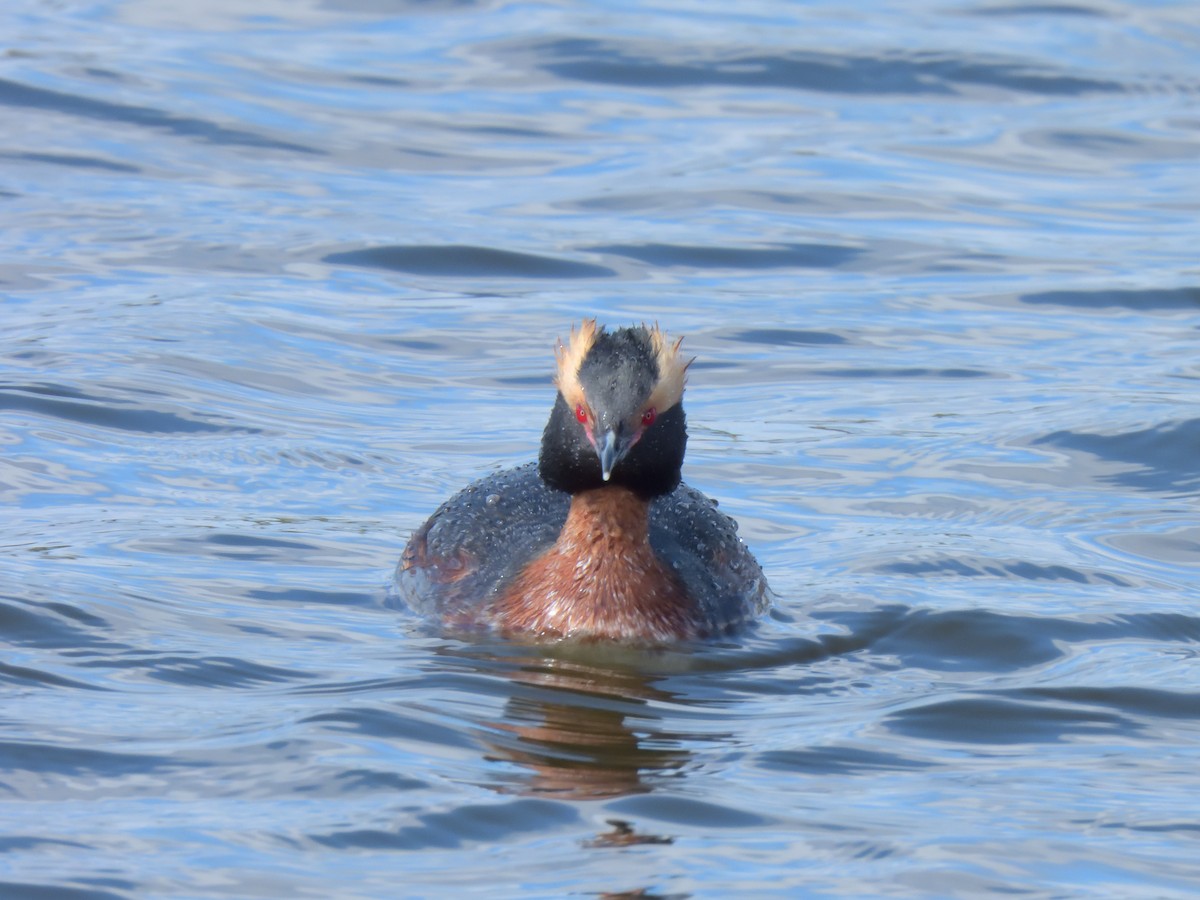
left=584, top=818, right=674, bottom=848
left=472, top=652, right=694, bottom=799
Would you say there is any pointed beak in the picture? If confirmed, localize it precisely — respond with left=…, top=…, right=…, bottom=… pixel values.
left=598, top=428, right=620, bottom=481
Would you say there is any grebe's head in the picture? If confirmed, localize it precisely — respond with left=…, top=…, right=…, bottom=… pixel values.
left=538, top=320, right=692, bottom=498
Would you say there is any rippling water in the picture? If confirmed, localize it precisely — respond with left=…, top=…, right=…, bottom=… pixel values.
left=3, top=0, right=1200, bottom=897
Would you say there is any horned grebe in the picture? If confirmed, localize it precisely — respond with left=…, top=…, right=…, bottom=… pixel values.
left=395, top=320, right=769, bottom=642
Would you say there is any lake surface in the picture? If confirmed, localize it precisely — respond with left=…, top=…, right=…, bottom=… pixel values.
left=3, top=0, right=1200, bottom=897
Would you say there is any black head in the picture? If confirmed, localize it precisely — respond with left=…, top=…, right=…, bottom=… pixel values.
left=538, top=320, right=692, bottom=498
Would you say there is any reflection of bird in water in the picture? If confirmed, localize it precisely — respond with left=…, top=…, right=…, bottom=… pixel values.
left=594, top=885, right=688, bottom=900
left=397, top=320, right=770, bottom=643
left=584, top=819, right=674, bottom=848
left=475, top=655, right=695, bottom=800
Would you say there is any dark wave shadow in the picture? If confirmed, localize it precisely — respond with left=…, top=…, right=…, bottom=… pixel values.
left=818, top=366, right=991, bottom=379
left=1034, top=418, right=1200, bottom=494
left=730, top=328, right=849, bottom=347
left=0, top=596, right=118, bottom=652
left=512, top=38, right=1124, bottom=96
left=0, top=383, right=258, bottom=435
left=337, top=0, right=496, bottom=13
left=825, top=604, right=1200, bottom=746
left=0, top=151, right=140, bottom=173
left=0, top=881, right=132, bottom=900
left=814, top=604, right=1200, bottom=674
left=198, top=533, right=319, bottom=562
left=0, top=739, right=196, bottom=780
left=0, top=78, right=317, bottom=153
left=876, top=556, right=1132, bottom=587
left=965, top=3, right=1109, bottom=18
left=310, top=798, right=579, bottom=851
left=323, top=245, right=614, bottom=278
left=587, top=242, right=861, bottom=270
left=1022, top=287, right=1200, bottom=310
left=605, top=792, right=769, bottom=828
left=75, top=654, right=313, bottom=689
left=881, top=607, right=1067, bottom=671
left=247, top=587, right=378, bottom=607
left=886, top=684, right=1200, bottom=746
left=885, top=694, right=1132, bottom=744
left=0, top=594, right=127, bottom=692
left=756, top=745, right=932, bottom=776
left=1024, top=127, right=1200, bottom=162
left=1020, top=685, right=1200, bottom=721
left=0, top=661, right=103, bottom=693
left=302, top=705, right=481, bottom=754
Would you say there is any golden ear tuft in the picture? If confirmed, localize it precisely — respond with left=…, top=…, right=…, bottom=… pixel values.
left=554, top=319, right=599, bottom=408
left=646, top=324, right=692, bottom=413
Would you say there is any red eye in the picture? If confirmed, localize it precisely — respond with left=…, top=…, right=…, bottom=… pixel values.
left=575, top=404, right=589, bottom=424
left=641, top=407, right=657, bottom=427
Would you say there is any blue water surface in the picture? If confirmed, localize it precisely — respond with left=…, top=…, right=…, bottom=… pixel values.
left=2, top=0, right=1200, bottom=897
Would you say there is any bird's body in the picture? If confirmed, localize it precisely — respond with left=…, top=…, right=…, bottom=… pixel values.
left=394, top=321, right=769, bottom=643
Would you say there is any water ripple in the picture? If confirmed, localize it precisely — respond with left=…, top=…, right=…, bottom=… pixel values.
left=0, top=740, right=189, bottom=780
left=0, top=881, right=130, bottom=900
left=1023, top=286, right=1200, bottom=310
left=0, top=77, right=318, bottom=153
left=323, top=245, right=614, bottom=278
left=0, top=383, right=257, bottom=435
left=507, top=38, right=1127, bottom=96
left=756, top=745, right=932, bottom=775
left=77, top=654, right=314, bottom=689
left=587, top=241, right=862, bottom=270
left=885, top=695, right=1132, bottom=744
left=1035, top=419, right=1200, bottom=494
left=310, top=799, right=579, bottom=851
left=0, top=597, right=113, bottom=650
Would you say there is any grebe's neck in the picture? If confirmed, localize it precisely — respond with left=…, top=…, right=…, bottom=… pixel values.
left=563, top=485, right=652, bottom=547
left=492, top=485, right=698, bottom=641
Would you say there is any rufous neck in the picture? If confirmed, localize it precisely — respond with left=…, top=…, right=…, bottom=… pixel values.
left=563, top=486, right=651, bottom=545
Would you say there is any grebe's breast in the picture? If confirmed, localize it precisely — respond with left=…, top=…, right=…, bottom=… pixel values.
left=394, top=461, right=769, bottom=636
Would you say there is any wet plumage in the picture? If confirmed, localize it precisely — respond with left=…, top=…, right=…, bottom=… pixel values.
left=395, top=321, right=769, bottom=642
